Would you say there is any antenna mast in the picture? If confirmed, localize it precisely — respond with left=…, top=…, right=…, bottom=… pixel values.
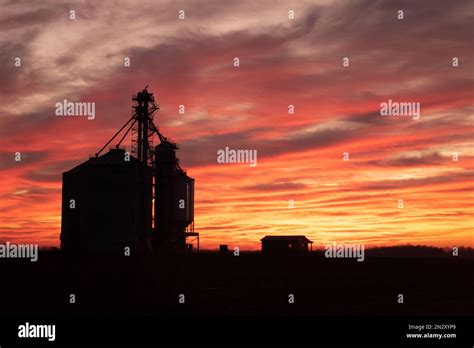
left=95, top=86, right=167, bottom=166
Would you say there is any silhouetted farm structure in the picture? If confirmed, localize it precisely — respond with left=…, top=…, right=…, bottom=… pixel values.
left=61, top=148, right=152, bottom=253
left=261, top=236, right=313, bottom=254
left=61, top=88, right=197, bottom=253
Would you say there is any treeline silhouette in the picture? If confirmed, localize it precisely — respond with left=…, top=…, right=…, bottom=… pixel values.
left=363, top=245, right=474, bottom=258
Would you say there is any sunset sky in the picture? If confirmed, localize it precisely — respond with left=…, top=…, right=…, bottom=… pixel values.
left=0, top=0, right=473, bottom=250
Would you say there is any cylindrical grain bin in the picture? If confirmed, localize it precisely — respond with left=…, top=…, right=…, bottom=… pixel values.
left=154, top=141, right=194, bottom=251
left=60, top=148, right=152, bottom=253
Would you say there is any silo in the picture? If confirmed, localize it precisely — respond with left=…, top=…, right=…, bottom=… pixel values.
left=154, top=141, right=194, bottom=251
left=60, top=148, right=152, bottom=253
left=173, top=171, right=194, bottom=227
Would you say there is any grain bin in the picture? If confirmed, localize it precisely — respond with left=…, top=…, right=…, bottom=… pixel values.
left=154, top=141, right=195, bottom=251
left=60, top=148, right=152, bottom=253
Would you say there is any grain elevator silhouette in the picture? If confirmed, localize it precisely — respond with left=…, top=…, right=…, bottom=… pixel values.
left=60, top=87, right=198, bottom=253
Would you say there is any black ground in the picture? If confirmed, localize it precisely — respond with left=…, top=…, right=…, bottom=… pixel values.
left=1, top=250, right=473, bottom=344
left=1, top=251, right=472, bottom=317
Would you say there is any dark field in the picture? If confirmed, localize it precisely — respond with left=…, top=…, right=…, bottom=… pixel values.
left=1, top=251, right=473, bottom=317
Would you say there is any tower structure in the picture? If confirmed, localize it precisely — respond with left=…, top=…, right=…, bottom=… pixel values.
left=90, top=86, right=198, bottom=252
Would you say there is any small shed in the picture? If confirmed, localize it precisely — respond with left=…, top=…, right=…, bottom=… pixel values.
left=261, top=236, right=313, bottom=254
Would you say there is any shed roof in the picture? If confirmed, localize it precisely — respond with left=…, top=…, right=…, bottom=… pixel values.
left=261, top=235, right=313, bottom=243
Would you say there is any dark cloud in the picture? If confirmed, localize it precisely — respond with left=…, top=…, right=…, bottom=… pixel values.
left=20, top=158, right=81, bottom=183
left=359, top=171, right=474, bottom=191
left=241, top=181, right=308, bottom=192
left=0, top=151, right=49, bottom=170
left=0, top=7, right=61, bottom=30
left=368, top=152, right=446, bottom=167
